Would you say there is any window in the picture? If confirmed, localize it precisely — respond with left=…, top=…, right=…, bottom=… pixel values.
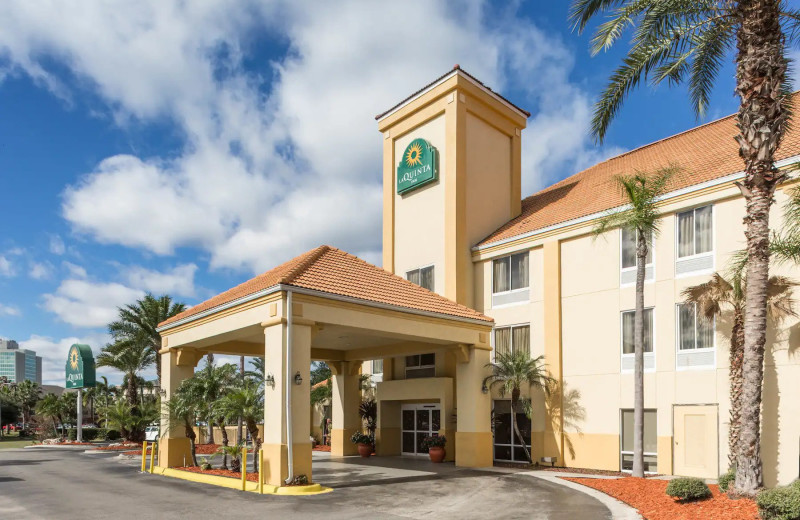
left=676, top=303, right=715, bottom=369
left=677, top=303, right=714, bottom=350
left=677, top=206, right=713, bottom=258
left=371, top=359, right=383, bottom=381
left=492, top=252, right=529, bottom=293
left=621, top=309, right=654, bottom=354
left=493, top=400, right=532, bottom=462
left=621, top=409, right=658, bottom=473
left=407, top=266, right=434, bottom=291
left=494, top=325, right=530, bottom=359
left=405, top=353, right=435, bottom=378
left=621, top=228, right=653, bottom=269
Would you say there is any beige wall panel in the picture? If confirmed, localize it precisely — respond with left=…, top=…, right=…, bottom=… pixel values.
left=619, top=372, right=660, bottom=409
left=564, top=433, right=620, bottom=470
left=393, top=114, right=446, bottom=293
left=562, top=291, right=620, bottom=377
left=565, top=374, right=621, bottom=434
left=561, top=234, right=618, bottom=298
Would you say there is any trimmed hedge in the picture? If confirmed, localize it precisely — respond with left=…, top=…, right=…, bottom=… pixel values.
left=665, top=477, right=712, bottom=501
left=718, top=468, right=735, bottom=493
left=757, top=483, right=800, bottom=520
left=67, top=427, right=101, bottom=441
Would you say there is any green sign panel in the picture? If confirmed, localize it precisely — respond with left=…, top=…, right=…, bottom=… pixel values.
left=397, top=138, right=438, bottom=194
left=65, top=344, right=96, bottom=389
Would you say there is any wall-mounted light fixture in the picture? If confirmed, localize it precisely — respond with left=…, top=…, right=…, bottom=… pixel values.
left=293, top=372, right=303, bottom=386
left=481, top=384, right=489, bottom=394
left=265, top=374, right=275, bottom=388
left=159, top=388, right=167, bottom=397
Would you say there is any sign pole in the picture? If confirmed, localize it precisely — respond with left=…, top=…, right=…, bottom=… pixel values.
left=77, top=389, right=83, bottom=442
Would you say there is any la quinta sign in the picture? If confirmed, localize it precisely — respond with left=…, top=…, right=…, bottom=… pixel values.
left=397, top=138, right=439, bottom=194
left=65, top=344, right=96, bottom=389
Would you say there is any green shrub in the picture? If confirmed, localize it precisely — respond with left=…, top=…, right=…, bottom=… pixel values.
left=718, top=467, right=735, bottom=492
left=421, top=435, right=447, bottom=450
left=757, top=485, right=800, bottom=520
left=105, top=429, right=121, bottom=441
left=666, top=477, right=712, bottom=501
left=67, top=427, right=100, bottom=441
left=350, top=432, right=372, bottom=445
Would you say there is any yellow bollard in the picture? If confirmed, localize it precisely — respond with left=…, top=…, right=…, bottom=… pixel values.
left=149, top=442, right=156, bottom=473
left=241, top=447, right=248, bottom=491
left=258, top=448, right=263, bottom=494
left=141, top=441, right=148, bottom=472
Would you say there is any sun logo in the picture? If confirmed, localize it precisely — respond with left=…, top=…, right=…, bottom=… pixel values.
left=405, top=142, right=424, bottom=167
left=69, top=348, right=79, bottom=370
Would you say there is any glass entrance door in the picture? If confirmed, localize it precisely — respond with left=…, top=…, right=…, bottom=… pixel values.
left=401, top=404, right=441, bottom=456
left=493, top=400, right=532, bottom=462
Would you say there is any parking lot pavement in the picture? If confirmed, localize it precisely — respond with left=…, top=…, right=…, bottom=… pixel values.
left=0, top=447, right=612, bottom=520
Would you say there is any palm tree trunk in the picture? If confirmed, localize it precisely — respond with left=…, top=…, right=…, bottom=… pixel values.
left=247, top=420, right=261, bottom=473
left=632, top=235, right=646, bottom=478
left=734, top=0, right=788, bottom=496
left=729, top=308, right=745, bottom=468
left=218, top=419, right=229, bottom=470
left=511, top=388, right=532, bottom=463
left=184, top=422, right=198, bottom=467
left=237, top=356, right=244, bottom=444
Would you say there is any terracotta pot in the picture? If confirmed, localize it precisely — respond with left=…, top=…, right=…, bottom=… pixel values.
left=357, top=443, right=373, bottom=458
left=428, top=446, right=446, bottom=463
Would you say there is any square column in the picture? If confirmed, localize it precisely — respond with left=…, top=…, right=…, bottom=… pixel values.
left=261, top=319, right=313, bottom=487
left=455, top=347, right=493, bottom=467
left=158, top=348, right=198, bottom=467
left=330, top=361, right=362, bottom=456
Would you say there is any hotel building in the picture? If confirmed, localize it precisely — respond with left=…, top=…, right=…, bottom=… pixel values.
left=156, top=67, right=800, bottom=489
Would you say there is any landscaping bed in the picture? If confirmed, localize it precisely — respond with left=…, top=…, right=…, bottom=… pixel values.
left=532, top=465, right=630, bottom=477
left=195, top=443, right=220, bottom=455
left=312, top=445, right=331, bottom=452
left=564, top=477, right=758, bottom=520
left=176, top=466, right=260, bottom=482
left=94, top=443, right=142, bottom=451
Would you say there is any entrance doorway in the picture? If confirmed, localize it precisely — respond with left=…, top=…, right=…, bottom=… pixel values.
left=493, top=400, right=532, bottom=462
left=401, top=404, right=441, bottom=456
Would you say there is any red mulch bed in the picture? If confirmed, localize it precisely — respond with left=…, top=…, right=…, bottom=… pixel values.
left=93, top=443, right=142, bottom=451
left=564, top=477, right=758, bottom=520
left=176, top=466, right=260, bottom=482
left=195, top=444, right=220, bottom=455
left=52, top=442, right=95, bottom=446
left=312, top=445, right=331, bottom=452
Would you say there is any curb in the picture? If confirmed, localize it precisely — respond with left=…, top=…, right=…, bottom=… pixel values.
left=521, top=471, right=642, bottom=520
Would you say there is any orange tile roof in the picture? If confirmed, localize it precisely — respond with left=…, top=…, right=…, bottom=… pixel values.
left=478, top=102, right=800, bottom=247
left=159, top=246, right=492, bottom=328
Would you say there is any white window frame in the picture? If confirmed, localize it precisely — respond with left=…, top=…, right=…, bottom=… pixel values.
left=620, top=308, right=656, bottom=373
left=405, top=353, right=436, bottom=378
left=406, top=264, right=435, bottom=291
left=674, top=303, right=716, bottom=371
left=492, top=323, right=531, bottom=361
left=620, top=228, right=655, bottom=287
left=619, top=408, right=658, bottom=474
left=371, top=359, right=383, bottom=383
left=675, top=205, right=715, bottom=278
left=491, top=252, right=530, bottom=308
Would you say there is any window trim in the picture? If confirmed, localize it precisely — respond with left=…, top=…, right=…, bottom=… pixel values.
left=619, top=408, right=658, bottom=474
left=491, top=251, right=530, bottom=297
left=406, top=264, right=435, bottom=291
left=492, top=323, right=531, bottom=361
left=674, top=303, right=716, bottom=371
left=620, top=228, right=655, bottom=287
left=405, top=353, right=436, bottom=378
left=492, top=398, right=533, bottom=462
left=674, top=205, right=715, bottom=277
left=619, top=307, right=656, bottom=373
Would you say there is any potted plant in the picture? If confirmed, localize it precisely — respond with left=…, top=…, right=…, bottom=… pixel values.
left=422, top=435, right=447, bottom=463
left=350, top=432, right=373, bottom=458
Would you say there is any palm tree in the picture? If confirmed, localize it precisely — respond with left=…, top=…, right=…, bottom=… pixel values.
left=592, top=168, right=673, bottom=477
left=12, top=380, right=41, bottom=431
left=162, top=386, right=199, bottom=467
left=483, top=351, right=555, bottom=463
left=217, top=381, right=264, bottom=472
left=683, top=271, right=796, bottom=468
left=185, top=359, right=237, bottom=467
left=571, top=0, right=798, bottom=495
left=96, top=341, right=154, bottom=408
left=108, top=294, right=186, bottom=388
left=36, top=394, right=64, bottom=436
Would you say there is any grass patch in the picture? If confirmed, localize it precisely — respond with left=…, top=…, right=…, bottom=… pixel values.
left=0, top=435, right=34, bottom=450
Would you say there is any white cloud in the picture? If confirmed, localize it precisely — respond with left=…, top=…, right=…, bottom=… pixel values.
left=63, top=262, right=87, bottom=279
left=49, top=235, right=65, bottom=255
left=18, top=333, right=123, bottom=386
left=42, top=279, right=144, bottom=328
left=0, top=256, right=15, bottom=277
left=0, top=1, right=619, bottom=274
left=29, top=261, right=53, bottom=280
left=123, top=263, right=197, bottom=298
left=0, top=303, right=20, bottom=316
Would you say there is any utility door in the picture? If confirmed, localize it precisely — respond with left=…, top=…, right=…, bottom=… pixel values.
left=673, top=405, right=718, bottom=478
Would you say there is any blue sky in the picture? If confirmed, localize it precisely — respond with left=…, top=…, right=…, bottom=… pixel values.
left=0, top=1, right=793, bottom=384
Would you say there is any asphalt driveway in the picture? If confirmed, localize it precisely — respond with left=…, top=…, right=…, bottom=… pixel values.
left=0, top=447, right=612, bottom=519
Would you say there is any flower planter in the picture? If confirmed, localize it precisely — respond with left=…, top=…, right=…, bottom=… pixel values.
left=357, top=443, right=373, bottom=458
left=428, top=446, right=446, bottom=463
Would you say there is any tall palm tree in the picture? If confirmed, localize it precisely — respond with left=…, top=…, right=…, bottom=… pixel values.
left=571, top=0, right=799, bottom=495
left=12, top=380, right=41, bottom=430
left=162, top=385, right=199, bottom=467
left=684, top=271, right=796, bottom=467
left=185, top=359, right=237, bottom=458
left=108, top=294, right=186, bottom=388
left=483, top=351, right=555, bottom=463
left=96, top=341, right=154, bottom=408
left=36, top=394, right=64, bottom=436
left=592, top=169, right=673, bottom=477
left=217, top=380, right=264, bottom=472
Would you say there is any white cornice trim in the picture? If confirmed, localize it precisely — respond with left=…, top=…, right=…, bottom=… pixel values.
left=473, top=154, right=800, bottom=253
